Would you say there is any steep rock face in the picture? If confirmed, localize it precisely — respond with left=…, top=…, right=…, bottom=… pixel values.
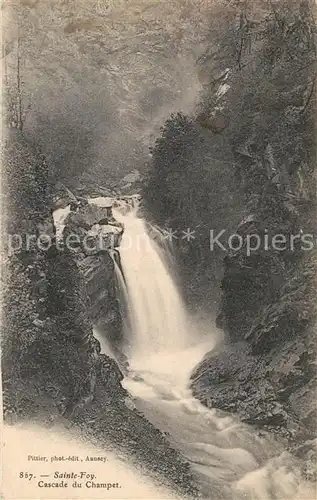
left=191, top=255, right=317, bottom=433
left=58, top=200, right=125, bottom=349
left=191, top=246, right=317, bottom=479
left=79, top=253, right=117, bottom=325
left=191, top=0, right=317, bottom=455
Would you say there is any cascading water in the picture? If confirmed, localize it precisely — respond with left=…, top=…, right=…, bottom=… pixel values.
left=114, top=205, right=191, bottom=367
left=103, top=199, right=315, bottom=500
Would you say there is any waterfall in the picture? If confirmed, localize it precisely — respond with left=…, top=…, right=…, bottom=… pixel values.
left=93, top=197, right=314, bottom=500
left=112, top=252, right=133, bottom=343
left=113, top=206, right=192, bottom=371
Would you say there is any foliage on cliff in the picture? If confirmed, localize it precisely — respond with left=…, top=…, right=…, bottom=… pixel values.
left=143, top=113, right=243, bottom=309
left=198, top=0, right=317, bottom=338
left=2, top=0, right=212, bottom=190
left=144, top=0, right=316, bottom=309
left=1, top=128, right=122, bottom=418
left=2, top=128, right=50, bottom=233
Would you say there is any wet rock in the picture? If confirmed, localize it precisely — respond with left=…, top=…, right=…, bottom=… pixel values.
left=294, top=439, right=317, bottom=481
left=192, top=255, right=317, bottom=440
left=85, top=224, right=123, bottom=254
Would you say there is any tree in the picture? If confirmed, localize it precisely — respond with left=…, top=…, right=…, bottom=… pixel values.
left=143, top=112, right=243, bottom=309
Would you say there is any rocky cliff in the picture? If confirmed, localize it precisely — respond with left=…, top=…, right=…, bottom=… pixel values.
left=55, top=198, right=125, bottom=351
left=189, top=0, right=317, bottom=469
left=141, top=0, right=317, bottom=469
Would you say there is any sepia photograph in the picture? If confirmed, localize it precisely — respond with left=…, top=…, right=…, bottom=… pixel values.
left=1, top=0, right=316, bottom=498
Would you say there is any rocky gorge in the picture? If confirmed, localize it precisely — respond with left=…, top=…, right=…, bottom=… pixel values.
left=1, top=130, right=197, bottom=498
left=141, top=0, right=317, bottom=480
left=2, top=0, right=317, bottom=497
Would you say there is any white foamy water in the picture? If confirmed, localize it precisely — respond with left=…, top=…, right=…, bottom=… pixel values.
left=114, top=206, right=191, bottom=366
left=110, top=203, right=315, bottom=500
left=53, top=205, right=70, bottom=240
